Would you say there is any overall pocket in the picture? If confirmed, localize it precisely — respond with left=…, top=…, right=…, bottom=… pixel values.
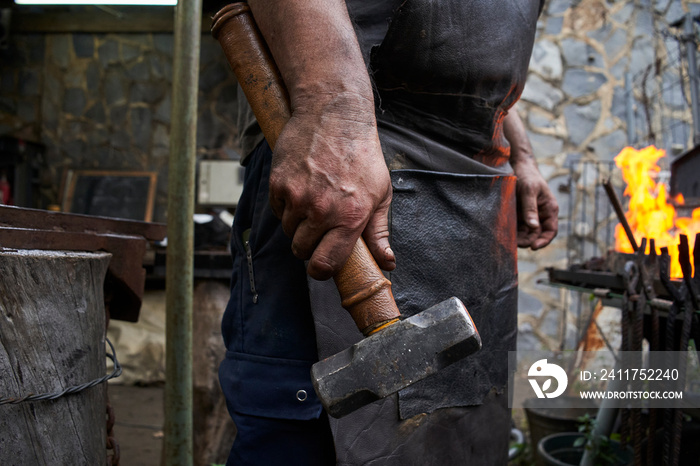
left=219, top=351, right=322, bottom=420
left=219, top=142, right=322, bottom=420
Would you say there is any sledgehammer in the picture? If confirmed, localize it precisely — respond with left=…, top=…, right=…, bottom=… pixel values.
left=212, top=3, right=481, bottom=418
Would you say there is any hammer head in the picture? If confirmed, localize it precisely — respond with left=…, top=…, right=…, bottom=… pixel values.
left=311, top=297, right=481, bottom=418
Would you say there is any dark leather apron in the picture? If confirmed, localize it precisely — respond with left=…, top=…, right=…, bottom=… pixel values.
left=307, top=0, right=542, bottom=463
left=309, top=170, right=518, bottom=465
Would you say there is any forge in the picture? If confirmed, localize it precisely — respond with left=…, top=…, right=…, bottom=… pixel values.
left=540, top=145, right=700, bottom=466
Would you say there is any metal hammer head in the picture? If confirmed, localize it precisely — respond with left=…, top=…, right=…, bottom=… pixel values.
left=311, top=297, right=481, bottom=418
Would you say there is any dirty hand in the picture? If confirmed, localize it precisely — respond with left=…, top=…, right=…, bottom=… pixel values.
left=513, top=159, right=559, bottom=250
left=269, top=93, right=395, bottom=281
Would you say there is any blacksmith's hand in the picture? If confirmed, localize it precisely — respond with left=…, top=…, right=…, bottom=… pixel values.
left=269, top=94, right=394, bottom=281
left=248, top=0, right=395, bottom=281
left=513, top=160, right=559, bottom=250
left=503, top=105, right=559, bottom=250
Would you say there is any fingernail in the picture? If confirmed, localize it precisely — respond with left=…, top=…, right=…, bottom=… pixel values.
left=527, top=216, right=539, bottom=228
left=386, top=247, right=394, bottom=259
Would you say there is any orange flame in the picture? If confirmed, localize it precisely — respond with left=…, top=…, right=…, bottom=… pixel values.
left=614, top=146, right=700, bottom=279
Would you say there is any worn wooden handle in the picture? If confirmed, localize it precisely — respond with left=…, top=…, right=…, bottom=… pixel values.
left=212, top=3, right=401, bottom=335
left=211, top=3, right=289, bottom=150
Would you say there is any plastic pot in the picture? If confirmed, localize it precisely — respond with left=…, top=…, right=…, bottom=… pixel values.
left=537, top=432, right=632, bottom=466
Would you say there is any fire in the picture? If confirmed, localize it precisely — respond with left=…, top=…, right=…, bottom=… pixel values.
left=614, top=145, right=700, bottom=279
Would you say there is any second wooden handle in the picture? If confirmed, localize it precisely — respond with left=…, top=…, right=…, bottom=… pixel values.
left=212, top=3, right=401, bottom=334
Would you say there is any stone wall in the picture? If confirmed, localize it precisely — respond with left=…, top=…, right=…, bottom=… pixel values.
left=0, top=0, right=698, bottom=347
left=0, top=32, right=239, bottom=222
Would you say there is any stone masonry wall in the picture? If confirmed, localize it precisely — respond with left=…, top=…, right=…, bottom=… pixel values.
left=0, top=32, right=239, bottom=222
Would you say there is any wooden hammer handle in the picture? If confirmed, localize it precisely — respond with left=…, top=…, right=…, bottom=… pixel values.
left=212, top=3, right=401, bottom=335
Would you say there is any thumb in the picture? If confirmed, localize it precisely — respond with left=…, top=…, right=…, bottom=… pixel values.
left=362, top=203, right=396, bottom=271
left=520, top=187, right=540, bottom=229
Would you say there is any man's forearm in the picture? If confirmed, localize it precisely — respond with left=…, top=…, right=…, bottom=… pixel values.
left=503, top=106, right=535, bottom=167
left=248, top=0, right=375, bottom=117
left=504, top=104, right=559, bottom=250
left=242, top=0, right=395, bottom=279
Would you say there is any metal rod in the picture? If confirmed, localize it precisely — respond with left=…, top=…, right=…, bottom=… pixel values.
left=603, top=179, right=639, bottom=252
left=539, top=280, right=677, bottom=313
left=625, top=72, right=636, bottom=145
left=606, top=162, right=614, bottom=251
left=580, top=370, right=625, bottom=466
left=560, top=290, right=568, bottom=351
left=592, top=318, right=618, bottom=355
left=684, top=13, right=700, bottom=145
left=165, top=0, right=201, bottom=463
left=567, top=169, right=574, bottom=267
left=582, top=162, right=588, bottom=261
left=593, top=163, right=601, bottom=257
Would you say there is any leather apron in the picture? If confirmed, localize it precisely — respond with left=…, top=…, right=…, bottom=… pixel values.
left=308, top=0, right=542, bottom=463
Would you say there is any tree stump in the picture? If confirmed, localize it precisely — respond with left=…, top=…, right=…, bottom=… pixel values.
left=0, top=250, right=111, bottom=466
left=192, top=279, right=236, bottom=466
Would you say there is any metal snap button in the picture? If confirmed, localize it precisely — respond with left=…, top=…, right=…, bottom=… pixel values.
left=296, top=390, right=307, bottom=402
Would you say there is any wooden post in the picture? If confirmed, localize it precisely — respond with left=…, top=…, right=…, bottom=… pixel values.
left=0, top=250, right=111, bottom=465
left=165, top=0, right=201, bottom=462
left=192, top=279, right=236, bottom=466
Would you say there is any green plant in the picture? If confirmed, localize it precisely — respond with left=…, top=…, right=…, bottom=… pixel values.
left=507, top=440, right=535, bottom=466
left=575, top=414, right=621, bottom=465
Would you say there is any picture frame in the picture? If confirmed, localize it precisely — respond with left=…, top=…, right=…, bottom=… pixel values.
left=61, top=169, right=158, bottom=222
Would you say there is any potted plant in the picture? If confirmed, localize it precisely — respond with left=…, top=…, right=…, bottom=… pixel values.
left=537, top=415, right=632, bottom=466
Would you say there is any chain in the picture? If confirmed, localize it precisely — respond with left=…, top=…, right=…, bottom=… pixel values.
left=106, top=391, right=121, bottom=465
left=0, top=338, right=122, bottom=405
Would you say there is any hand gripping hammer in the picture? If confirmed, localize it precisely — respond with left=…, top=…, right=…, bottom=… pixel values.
left=212, top=3, right=482, bottom=418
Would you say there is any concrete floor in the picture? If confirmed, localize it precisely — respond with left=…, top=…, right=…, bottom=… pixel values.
left=109, top=384, right=164, bottom=466
left=107, top=383, right=533, bottom=465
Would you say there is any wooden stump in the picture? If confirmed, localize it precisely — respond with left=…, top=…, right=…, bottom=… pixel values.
left=192, top=279, right=236, bottom=466
left=0, top=250, right=111, bottom=466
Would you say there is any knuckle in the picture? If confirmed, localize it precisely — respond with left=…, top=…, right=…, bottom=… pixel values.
left=308, top=257, right=336, bottom=281
left=519, top=181, right=535, bottom=194
left=268, top=172, right=287, bottom=196
left=306, top=198, right=332, bottom=223
left=281, top=221, right=294, bottom=238
left=291, top=240, right=312, bottom=260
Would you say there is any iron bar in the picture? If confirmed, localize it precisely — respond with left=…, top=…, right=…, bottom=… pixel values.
left=581, top=162, right=588, bottom=261
left=591, top=317, right=619, bottom=356
left=632, top=246, right=647, bottom=466
left=593, top=164, right=600, bottom=257
left=679, top=235, right=700, bottom=309
left=605, top=162, right=614, bottom=250
left=567, top=170, right=574, bottom=267
left=540, top=280, right=677, bottom=314
left=625, top=72, right=636, bottom=145
left=673, top=236, right=695, bottom=466
left=579, top=365, right=625, bottom=466
left=659, top=250, right=681, bottom=465
left=603, top=179, right=639, bottom=252
left=165, top=0, right=202, bottom=463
